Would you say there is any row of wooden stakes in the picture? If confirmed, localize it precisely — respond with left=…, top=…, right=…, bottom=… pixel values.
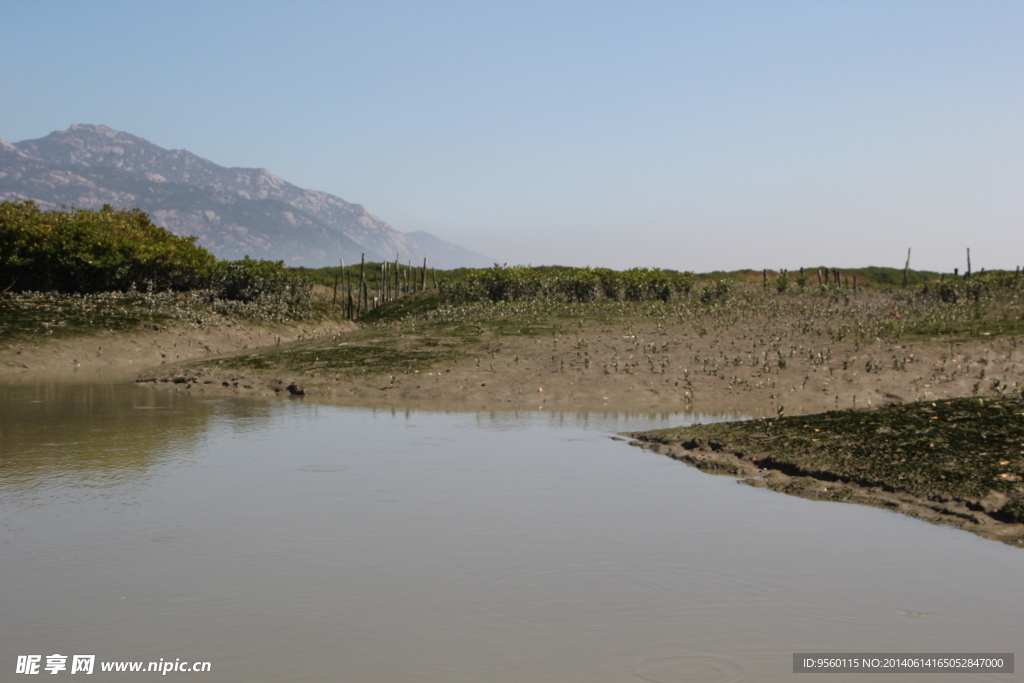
left=332, top=254, right=436, bottom=320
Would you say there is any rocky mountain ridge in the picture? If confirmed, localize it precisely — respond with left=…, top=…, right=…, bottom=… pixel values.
left=0, top=125, right=490, bottom=268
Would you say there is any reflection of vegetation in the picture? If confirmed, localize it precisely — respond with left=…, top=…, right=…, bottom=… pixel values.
left=0, top=384, right=216, bottom=495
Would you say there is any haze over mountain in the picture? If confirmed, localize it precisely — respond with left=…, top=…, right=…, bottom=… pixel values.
left=0, top=125, right=491, bottom=268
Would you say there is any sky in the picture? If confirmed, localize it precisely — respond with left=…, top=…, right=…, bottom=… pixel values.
left=2, top=0, right=1021, bottom=272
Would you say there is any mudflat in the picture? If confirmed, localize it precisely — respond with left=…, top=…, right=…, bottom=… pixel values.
left=628, top=396, right=1024, bottom=546
left=130, top=288, right=1021, bottom=417
left=4, top=282, right=1023, bottom=544
left=0, top=289, right=354, bottom=383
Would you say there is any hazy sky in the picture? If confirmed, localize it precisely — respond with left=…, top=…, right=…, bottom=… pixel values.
left=2, top=0, right=1021, bottom=272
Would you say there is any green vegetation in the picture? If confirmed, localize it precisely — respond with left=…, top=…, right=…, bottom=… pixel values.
left=0, top=202, right=322, bottom=342
left=4, top=201, right=1022, bottom=364
left=0, top=201, right=311, bottom=304
left=357, top=291, right=442, bottom=324
left=0, top=201, right=216, bottom=293
left=411, top=269, right=1024, bottom=341
left=215, top=323, right=467, bottom=377
left=0, top=288, right=327, bottom=347
left=0, top=291, right=175, bottom=344
left=438, top=265, right=696, bottom=304
left=702, top=266, right=942, bottom=288
left=288, top=262, right=987, bottom=324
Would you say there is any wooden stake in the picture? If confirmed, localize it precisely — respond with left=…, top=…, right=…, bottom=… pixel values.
left=966, top=248, right=971, bottom=278
left=345, top=262, right=353, bottom=319
left=359, top=253, right=367, bottom=315
left=422, top=257, right=428, bottom=292
left=903, top=248, right=911, bottom=288
left=332, top=262, right=340, bottom=308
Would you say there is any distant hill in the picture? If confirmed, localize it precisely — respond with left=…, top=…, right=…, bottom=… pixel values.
left=0, top=125, right=492, bottom=268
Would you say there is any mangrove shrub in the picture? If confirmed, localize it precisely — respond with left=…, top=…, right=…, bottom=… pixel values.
left=0, top=201, right=216, bottom=294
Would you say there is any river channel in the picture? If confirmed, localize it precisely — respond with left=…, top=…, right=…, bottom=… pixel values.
left=1, top=381, right=1020, bottom=681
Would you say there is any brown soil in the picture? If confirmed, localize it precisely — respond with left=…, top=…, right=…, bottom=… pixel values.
left=131, top=314, right=1022, bottom=416
left=0, top=317, right=356, bottom=385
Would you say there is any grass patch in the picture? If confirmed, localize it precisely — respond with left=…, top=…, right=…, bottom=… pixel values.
left=357, top=291, right=442, bottom=323
left=0, top=293, right=174, bottom=345
left=215, top=324, right=467, bottom=377
left=220, top=344, right=462, bottom=376
left=0, top=291, right=344, bottom=347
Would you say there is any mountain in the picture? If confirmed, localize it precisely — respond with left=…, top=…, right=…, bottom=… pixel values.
left=0, top=125, right=492, bottom=268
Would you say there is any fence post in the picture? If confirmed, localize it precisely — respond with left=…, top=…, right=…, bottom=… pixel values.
left=359, top=253, right=367, bottom=315
left=345, top=262, right=353, bottom=319
left=332, top=260, right=340, bottom=308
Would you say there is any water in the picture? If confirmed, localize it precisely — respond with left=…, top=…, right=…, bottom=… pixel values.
left=1, top=383, right=1020, bottom=681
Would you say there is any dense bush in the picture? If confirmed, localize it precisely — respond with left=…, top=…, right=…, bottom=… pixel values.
left=552, top=267, right=602, bottom=303
left=209, top=257, right=313, bottom=315
left=212, top=257, right=308, bottom=303
left=699, top=278, right=732, bottom=304
left=921, top=270, right=1023, bottom=306
left=0, top=201, right=217, bottom=294
left=438, top=264, right=695, bottom=304
left=0, top=202, right=311, bottom=307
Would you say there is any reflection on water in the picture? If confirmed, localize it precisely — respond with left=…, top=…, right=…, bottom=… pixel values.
left=0, top=383, right=284, bottom=505
left=1, top=384, right=1021, bottom=682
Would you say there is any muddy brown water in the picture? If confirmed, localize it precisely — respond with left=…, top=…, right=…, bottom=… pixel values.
left=1, top=382, right=1020, bottom=682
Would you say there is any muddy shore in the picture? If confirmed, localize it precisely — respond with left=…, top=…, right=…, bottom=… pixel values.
left=4, top=288, right=1024, bottom=545
left=627, top=396, right=1024, bottom=546
left=8, top=292, right=1019, bottom=416
left=133, top=308, right=1021, bottom=417
left=0, top=317, right=355, bottom=384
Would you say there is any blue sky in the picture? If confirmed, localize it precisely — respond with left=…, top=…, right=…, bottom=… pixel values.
left=2, top=0, right=1021, bottom=272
